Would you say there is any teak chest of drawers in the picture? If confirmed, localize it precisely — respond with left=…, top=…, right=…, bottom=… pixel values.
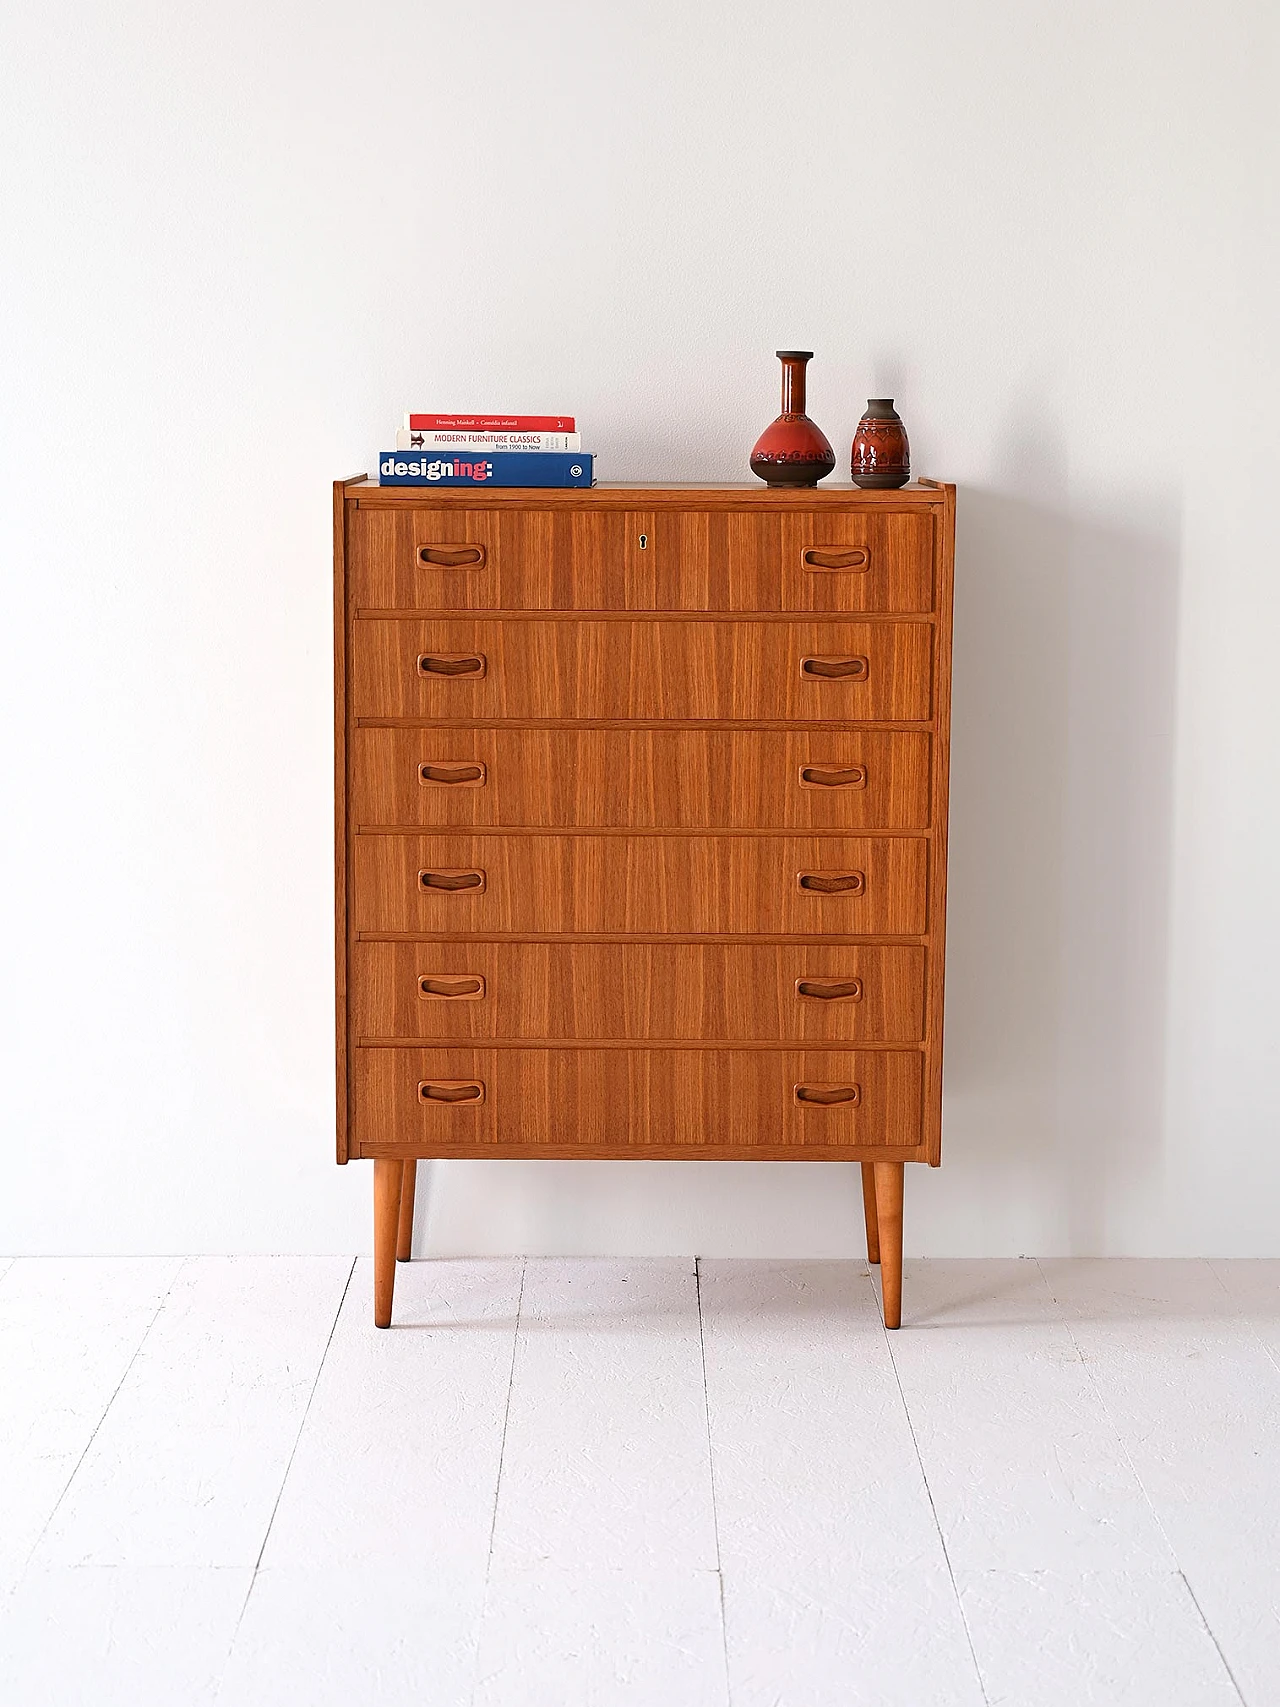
left=334, top=477, right=956, bottom=1328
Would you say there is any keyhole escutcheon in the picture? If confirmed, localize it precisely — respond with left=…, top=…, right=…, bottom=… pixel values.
left=638, top=533, right=648, bottom=550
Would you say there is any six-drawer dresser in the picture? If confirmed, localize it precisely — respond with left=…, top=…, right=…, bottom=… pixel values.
left=334, top=476, right=956, bottom=1328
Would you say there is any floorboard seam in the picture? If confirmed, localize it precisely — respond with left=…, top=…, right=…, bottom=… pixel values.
left=20, top=1254, right=188, bottom=1579
left=1033, top=1260, right=1250, bottom=1706
left=694, top=1256, right=732, bottom=1706
left=1180, top=1569, right=1251, bottom=1706
left=879, top=1265, right=991, bottom=1707
left=1206, top=1258, right=1280, bottom=1383
left=1031, top=1257, right=1187, bottom=1570
left=226, top=1256, right=358, bottom=1654
left=470, top=1256, right=526, bottom=1707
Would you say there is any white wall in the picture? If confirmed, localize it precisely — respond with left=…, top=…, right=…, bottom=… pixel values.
left=2, top=1, right=1276, bottom=1256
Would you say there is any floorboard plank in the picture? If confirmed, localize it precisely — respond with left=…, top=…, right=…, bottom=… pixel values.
left=474, top=1563, right=727, bottom=1707
left=0, top=1257, right=181, bottom=1590
left=0, top=1565, right=249, bottom=1707
left=699, top=1259, right=944, bottom=1583
left=1040, top=1260, right=1280, bottom=1572
left=30, top=1257, right=351, bottom=1568
left=959, top=1569, right=1242, bottom=1706
left=887, top=1259, right=1174, bottom=1570
left=220, top=1562, right=485, bottom=1707
left=1208, top=1259, right=1280, bottom=1371
left=487, top=1259, right=717, bottom=1572
left=723, top=1566, right=984, bottom=1707
left=260, top=1257, right=522, bottom=1572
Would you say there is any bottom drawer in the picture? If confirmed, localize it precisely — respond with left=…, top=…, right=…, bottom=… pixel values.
left=352, top=1047, right=925, bottom=1160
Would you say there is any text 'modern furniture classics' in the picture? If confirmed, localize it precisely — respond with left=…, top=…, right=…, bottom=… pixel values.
left=334, top=478, right=956, bottom=1328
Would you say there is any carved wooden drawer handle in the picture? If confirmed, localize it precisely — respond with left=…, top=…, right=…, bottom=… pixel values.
left=800, top=655, right=868, bottom=680
left=419, top=761, right=487, bottom=786
left=795, top=977, right=863, bottom=1002
left=418, top=1079, right=485, bottom=1104
left=797, top=870, right=865, bottom=895
left=801, top=546, right=870, bottom=572
left=417, top=544, right=487, bottom=569
left=799, top=764, right=867, bottom=790
left=418, top=653, right=487, bottom=678
left=419, top=868, right=486, bottom=893
left=795, top=1083, right=862, bottom=1106
left=419, top=975, right=486, bottom=1000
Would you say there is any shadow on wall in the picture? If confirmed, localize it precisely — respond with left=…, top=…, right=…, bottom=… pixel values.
left=943, top=461, right=1182, bottom=1254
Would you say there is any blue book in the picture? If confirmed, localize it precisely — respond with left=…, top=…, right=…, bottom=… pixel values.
left=378, top=450, right=594, bottom=488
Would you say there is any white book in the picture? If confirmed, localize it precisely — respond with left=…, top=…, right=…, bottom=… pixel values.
left=394, top=428, right=582, bottom=452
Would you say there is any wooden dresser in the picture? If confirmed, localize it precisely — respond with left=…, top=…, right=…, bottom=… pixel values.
left=334, top=478, right=955, bottom=1328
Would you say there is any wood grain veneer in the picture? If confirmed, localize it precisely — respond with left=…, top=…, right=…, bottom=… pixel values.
left=353, top=1046, right=926, bottom=1159
left=351, top=727, right=932, bottom=830
left=337, top=478, right=956, bottom=1329
left=352, top=832, right=930, bottom=937
left=350, top=501, right=934, bottom=614
left=352, top=941, right=927, bottom=1044
left=351, top=618, right=934, bottom=723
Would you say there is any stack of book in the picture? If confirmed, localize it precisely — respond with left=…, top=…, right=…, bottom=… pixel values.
left=378, top=413, right=593, bottom=488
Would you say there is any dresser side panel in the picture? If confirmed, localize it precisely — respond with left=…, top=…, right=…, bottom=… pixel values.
left=924, top=486, right=956, bottom=1164
left=334, top=481, right=353, bottom=1163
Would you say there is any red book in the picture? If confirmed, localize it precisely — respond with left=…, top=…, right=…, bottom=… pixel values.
left=406, top=413, right=576, bottom=432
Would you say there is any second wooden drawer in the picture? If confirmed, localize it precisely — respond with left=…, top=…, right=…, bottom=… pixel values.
left=352, top=617, right=933, bottom=722
left=353, top=941, right=927, bottom=1042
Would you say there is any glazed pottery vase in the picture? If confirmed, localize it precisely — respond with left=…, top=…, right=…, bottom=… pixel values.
left=749, top=351, right=836, bottom=487
left=850, top=398, right=910, bottom=489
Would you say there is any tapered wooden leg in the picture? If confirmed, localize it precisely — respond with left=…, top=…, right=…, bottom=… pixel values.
left=873, top=1161, right=904, bottom=1329
left=860, top=1162, right=881, bottom=1264
left=373, top=1158, right=403, bottom=1329
left=396, top=1160, right=417, bottom=1263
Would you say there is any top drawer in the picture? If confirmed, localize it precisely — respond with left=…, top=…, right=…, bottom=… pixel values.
left=348, top=505, right=935, bottom=614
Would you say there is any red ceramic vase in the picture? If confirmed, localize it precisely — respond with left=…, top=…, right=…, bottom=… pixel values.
left=851, top=398, right=910, bottom=489
left=749, top=351, right=836, bottom=487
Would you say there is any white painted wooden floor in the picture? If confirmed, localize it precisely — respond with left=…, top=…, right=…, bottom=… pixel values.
left=1, top=1257, right=1277, bottom=1706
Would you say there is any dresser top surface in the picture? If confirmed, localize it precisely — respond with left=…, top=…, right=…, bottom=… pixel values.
left=340, top=478, right=953, bottom=512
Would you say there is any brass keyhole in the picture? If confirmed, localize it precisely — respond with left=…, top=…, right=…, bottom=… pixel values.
left=638, top=533, right=648, bottom=550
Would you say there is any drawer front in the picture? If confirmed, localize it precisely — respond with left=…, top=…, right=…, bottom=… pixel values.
left=352, top=617, right=933, bottom=723
left=353, top=1046, right=925, bottom=1157
left=351, top=728, right=931, bottom=830
left=352, top=942, right=927, bottom=1043
left=350, top=506, right=935, bottom=613
left=353, top=834, right=928, bottom=935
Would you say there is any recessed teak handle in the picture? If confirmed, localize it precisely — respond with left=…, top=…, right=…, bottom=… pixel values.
left=801, top=545, right=870, bottom=573
left=417, top=543, right=487, bottom=569
left=794, top=1083, right=862, bottom=1106
left=797, top=870, right=865, bottom=895
left=800, top=655, right=869, bottom=681
left=418, top=975, right=486, bottom=999
left=419, top=761, right=487, bottom=786
left=418, top=1079, right=485, bottom=1104
left=419, top=868, right=486, bottom=893
left=799, top=764, right=867, bottom=790
left=418, top=652, right=487, bottom=678
left=795, top=977, right=863, bottom=1002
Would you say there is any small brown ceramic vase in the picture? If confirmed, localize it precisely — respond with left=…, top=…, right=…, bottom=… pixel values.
left=749, top=351, right=836, bottom=487
left=851, top=399, right=910, bottom=489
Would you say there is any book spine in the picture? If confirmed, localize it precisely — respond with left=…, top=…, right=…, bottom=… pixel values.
left=395, top=429, right=581, bottom=452
left=378, top=451, right=594, bottom=488
left=405, top=413, right=576, bottom=432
